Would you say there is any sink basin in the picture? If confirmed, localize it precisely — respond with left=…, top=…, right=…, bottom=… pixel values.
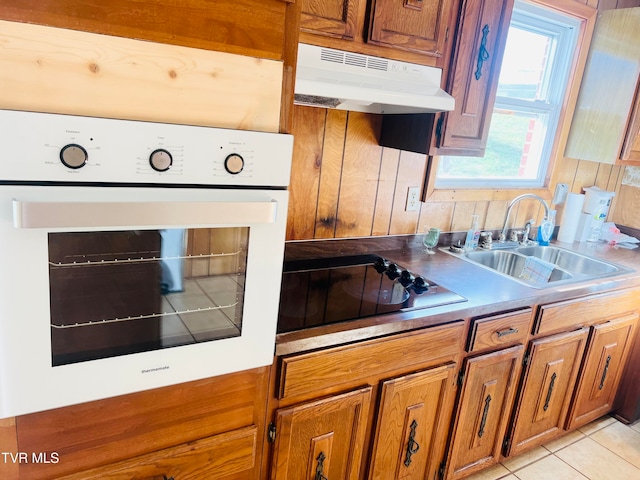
left=444, top=245, right=630, bottom=288
left=466, top=250, right=573, bottom=283
left=515, top=246, right=620, bottom=276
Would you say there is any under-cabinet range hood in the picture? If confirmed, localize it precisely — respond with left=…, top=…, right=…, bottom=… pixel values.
left=294, top=43, right=455, bottom=114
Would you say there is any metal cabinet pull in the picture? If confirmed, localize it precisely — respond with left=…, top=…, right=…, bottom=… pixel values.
left=163, top=476, right=174, bottom=480
left=475, top=24, right=491, bottom=80
left=404, top=419, right=420, bottom=467
left=315, top=451, right=328, bottom=480
left=543, top=372, right=557, bottom=411
left=497, top=327, right=518, bottom=338
left=478, top=394, right=492, bottom=438
left=599, top=355, right=612, bottom=390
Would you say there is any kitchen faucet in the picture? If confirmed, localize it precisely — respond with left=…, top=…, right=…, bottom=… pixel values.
left=499, top=193, right=550, bottom=243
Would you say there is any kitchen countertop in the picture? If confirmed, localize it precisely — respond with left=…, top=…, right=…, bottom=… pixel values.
left=275, top=234, right=640, bottom=356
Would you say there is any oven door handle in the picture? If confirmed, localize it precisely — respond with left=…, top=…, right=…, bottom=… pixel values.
left=12, top=200, right=278, bottom=229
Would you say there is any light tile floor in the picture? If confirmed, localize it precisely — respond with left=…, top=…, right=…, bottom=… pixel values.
left=466, top=416, right=640, bottom=480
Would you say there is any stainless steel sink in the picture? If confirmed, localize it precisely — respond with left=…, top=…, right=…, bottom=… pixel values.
left=444, top=244, right=631, bottom=288
left=515, top=246, right=620, bottom=276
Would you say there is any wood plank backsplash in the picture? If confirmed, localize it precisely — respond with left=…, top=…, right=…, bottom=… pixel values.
left=286, top=105, right=628, bottom=240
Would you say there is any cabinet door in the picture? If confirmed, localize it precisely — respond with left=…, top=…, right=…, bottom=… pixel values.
left=445, top=345, right=523, bottom=480
left=620, top=77, right=640, bottom=163
left=368, top=363, right=457, bottom=480
left=368, top=0, right=455, bottom=57
left=506, top=328, right=589, bottom=457
left=566, top=314, right=638, bottom=430
left=436, top=0, right=514, bottom=156
left=271, top=386, right=372, bottom=480
left=301, top=0, right=361, bottom=40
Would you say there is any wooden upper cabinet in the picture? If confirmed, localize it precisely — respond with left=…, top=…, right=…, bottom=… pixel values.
left=445, top=346, right=523, bottom=480
left=298, top=0, right=458, bottom=67
left=368, top=0, right=456, bottom=58
left=368, top=363, right=457, bottom=480
left=301, top=0, right=361, bottom=40
left=506, top=328, right=589, bottom=458
left=566, top=314, right=638, bottom=430
left=270, top=387, right=372, bottom=480
left=435, top=0, right=514, bottom=156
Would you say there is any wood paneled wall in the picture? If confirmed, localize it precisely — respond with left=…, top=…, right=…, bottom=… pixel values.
left=612, top=183, right=640, bottom=228
left=286, top=106, right=627, bottom=240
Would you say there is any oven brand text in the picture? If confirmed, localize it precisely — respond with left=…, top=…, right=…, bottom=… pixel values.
left=141, top=365, right=170, bottom=374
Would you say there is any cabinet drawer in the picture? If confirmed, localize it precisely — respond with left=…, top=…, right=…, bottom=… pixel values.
left=278, top=321, right=464, bottom=400
left=535, top=289, right=639, bottom=336
left=468, top=309, right=532, bottom=352
left=59, top=426, right=257, bottom=479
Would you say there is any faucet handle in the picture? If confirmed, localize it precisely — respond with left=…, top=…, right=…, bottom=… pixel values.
left=510, top=230, right=524, bottom=242
left=479, top=231, right=493, bottom=248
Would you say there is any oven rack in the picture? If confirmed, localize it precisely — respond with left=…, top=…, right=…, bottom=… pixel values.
left=48, top=251, right=242, bottom=268
left=50, top=301, right=240, bottom=329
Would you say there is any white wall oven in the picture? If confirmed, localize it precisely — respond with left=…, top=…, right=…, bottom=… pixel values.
left=0, top=110, right=292, bottom=418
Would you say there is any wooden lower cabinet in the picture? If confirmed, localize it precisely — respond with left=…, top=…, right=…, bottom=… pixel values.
left=57, top=427, right=257, bottom=480
left=615, top=312, right=640, bottom=423
left=270, top=387, right=372, bottom=480
left=269, top=322, right=464, bottom=479
left=6, top=368, right=269, bottom=480
left=505, top=328, right=590, bottom=457
left=368, top=363, right=457, bottom=480
left=566, top=313, right=638, bottom=430
left=444, top=345, right=524, bottom=480
left=267, top=290, right=639, bottom=479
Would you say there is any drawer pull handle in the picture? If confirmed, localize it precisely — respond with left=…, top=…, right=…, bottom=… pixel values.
left=497, top=327, right=518, bottom=338
left=478, top=394, right=492, bottom=438
left=543, top=372, right=557, bottom=411
left=163, top=476, right=174, bottom=480
left=315, top=451, right=328, bottom=480
left=404, top=419, right=420, bottom=467
left=599, top=355, right=612, bottom=390
left=475, top=24, right=491, bottom=80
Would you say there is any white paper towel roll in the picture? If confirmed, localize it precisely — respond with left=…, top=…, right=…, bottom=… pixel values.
left=557, top=193, right=585, bottom=243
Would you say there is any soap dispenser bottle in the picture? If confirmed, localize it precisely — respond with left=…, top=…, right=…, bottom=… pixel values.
left=464, top=214, right=481, bottom=251
left=537, top=209, right=556, bottom=246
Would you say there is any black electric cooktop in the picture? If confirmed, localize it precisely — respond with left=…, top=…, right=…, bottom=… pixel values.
left=277, top=254, right=467, bottom=334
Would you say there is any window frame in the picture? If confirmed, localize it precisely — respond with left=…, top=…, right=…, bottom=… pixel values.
left=423, top=0, right=597, bottom=204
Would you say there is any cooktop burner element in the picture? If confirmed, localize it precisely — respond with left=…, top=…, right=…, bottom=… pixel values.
left=277, top=254, right=466, bottom=334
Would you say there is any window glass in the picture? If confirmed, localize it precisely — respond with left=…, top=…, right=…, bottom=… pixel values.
left=436, top=1, right=579, bottom=189
left=49, top=227, right=248, bottom=366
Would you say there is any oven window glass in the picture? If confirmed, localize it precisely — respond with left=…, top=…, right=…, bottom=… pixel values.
left=48, top=227, right=249, bottom=366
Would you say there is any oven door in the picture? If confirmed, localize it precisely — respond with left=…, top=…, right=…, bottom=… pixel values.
left=0, top=185, right=287, bottom=417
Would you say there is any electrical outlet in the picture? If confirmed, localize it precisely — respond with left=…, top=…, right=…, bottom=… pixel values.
left=406, top=187, right=420, bottom=212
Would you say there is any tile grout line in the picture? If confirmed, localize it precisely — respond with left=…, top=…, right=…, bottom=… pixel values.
left=583, top=423, right=640, bottom=475
left=549, top=451, right=591, bottom=480
left=469, top=417, right=639, bottom=480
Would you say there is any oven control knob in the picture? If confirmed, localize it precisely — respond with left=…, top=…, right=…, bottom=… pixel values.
left=60, top=144, right=88, bottom=169
left=224, top=153, right=244, bottom=175
left=149, top=149, right=173, bottom=172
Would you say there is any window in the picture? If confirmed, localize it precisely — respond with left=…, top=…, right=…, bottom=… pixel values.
left=436, top=1, right=580, bottom=189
